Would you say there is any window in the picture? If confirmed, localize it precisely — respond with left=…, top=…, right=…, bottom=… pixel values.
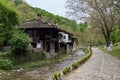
left=27, top=30, right=32, bottom=37
left=33, top=30, right=39, bottom=38
left=63, top=36, right=66, bottom=39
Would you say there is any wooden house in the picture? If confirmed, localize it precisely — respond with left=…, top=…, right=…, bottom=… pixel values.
left=20, top=17, right=77, bottom=58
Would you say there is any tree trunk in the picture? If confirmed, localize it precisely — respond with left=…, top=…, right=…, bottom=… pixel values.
left=103, top=32, right=110, bottom=47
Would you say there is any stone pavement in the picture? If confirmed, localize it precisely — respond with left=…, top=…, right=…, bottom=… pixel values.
left=63, top=48, right=120, bottom=80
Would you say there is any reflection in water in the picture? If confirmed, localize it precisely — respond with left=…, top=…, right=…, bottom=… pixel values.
left=0, top=50, right=85, bottom=80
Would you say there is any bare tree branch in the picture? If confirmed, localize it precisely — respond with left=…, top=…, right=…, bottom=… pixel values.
left=66, top=0, right=119, bottom=46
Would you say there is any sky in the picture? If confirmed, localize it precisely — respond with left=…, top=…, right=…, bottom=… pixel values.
left=25, top=0, right=67, bottom=17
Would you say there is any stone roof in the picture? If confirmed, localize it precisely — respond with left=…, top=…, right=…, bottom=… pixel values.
left=20, top=19, right=73, bottom=35
left=20, top=19, right=57, bottom=28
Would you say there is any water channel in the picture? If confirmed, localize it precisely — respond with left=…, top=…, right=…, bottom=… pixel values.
left=0, top=50, right=85, bottom=80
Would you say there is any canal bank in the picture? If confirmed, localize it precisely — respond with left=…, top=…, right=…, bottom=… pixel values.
left=0, top=50, right=86, bottom=80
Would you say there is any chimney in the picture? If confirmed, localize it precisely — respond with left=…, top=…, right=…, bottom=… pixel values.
left=37, top=13, right=41, bottom=20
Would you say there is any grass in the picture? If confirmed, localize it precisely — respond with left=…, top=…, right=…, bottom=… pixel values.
left=0, top=50, right=68, bottom=70
left=0, top=69, right=6, bottom=73
left=13, top=54, right=68, bottom=69
left=109, top=45, right=120, bottom=60
left=100, top=44, right=120, bottom=60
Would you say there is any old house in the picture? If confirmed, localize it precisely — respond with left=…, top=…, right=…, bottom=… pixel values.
left=20, top=16, right=77, bottom=58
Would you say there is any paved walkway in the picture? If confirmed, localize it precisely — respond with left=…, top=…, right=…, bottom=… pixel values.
left=63, top=48, right=120, bottom=80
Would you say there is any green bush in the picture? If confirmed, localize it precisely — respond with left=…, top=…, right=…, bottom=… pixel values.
left=110, top=29, right=120, bottom=43
left=8, top=33, right=30, bottom=64
left=83, top=49, right=89, bottom=54
left=0, top=59, right=12, bottom=70
left=57, top=73, right=61, bottom=78
left=72, top=62, right=79, bottom=69
left=78, top=57, right=86, bottom=64
left=9, top=33, right=29, bottom=56
left=52, top=72, right=61, bottom=80
left=78, top=52, right=91, bottom=64
left=52, top=73, right=58, bottom=80
left=78, top=59, right=82, bottom=64
left=63, top=66, right=71, bottom=75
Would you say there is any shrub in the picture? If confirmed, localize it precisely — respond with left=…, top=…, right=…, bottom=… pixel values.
left=52, top=72, right=61, bottom=80
left=9, top=33, right=29, bottom=56
left=52, top=73, right=58, bottom=80
left=72, top=62, right=79, bottom=69
left=9, top=33, right=30, bottom=64
left=78, top=53, right=91, bottom=65
left=0, top=59, right=12, bottom=70
left=57, top=73, right=61, bottom=78
left=78, top=57, right=85, bottom=64
left=78, top=59, right=82, bottom=64
left=63, top=66, right=71, bottom=75
left=83, top=49, right=89, bottom=54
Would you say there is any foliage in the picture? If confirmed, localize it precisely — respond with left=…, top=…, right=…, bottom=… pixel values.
left=13, top=53, right=68, bottom=69
left=78, top=22, right=88, bottom=32
left=110, top=44, right=120, bottom=59
left=14, top=0, right=24, bottom=6
left=4, top=0, right=91, bottom=45
left=0, top=0, right=19, bottom=27
left=31, top=7, right=85, bottom=36
left=52, top=72, right=61, bottom=80
left=66, top=0, right=119, bottom=47
left=80, top=27, right=105, bottom=46
left=0, top=59, right=12, bottom=70
left=9, top=33, right=29, bottom=56
left=17, top=3, right=36, bottom=23
left=0, top=0, right=19, bottom=46
left=0, top=36, right=4, bottom=47
left=110, top=29, right=120, bottom=43
left=1, top=0, right=119, bottom=47
left=83, top=48, right=89, bottom=54
left=72, top=62, right=78, bottom=69
left=28, top=52, right=45, bottom=62
left=78, top=51, right=92, bottom=65
left=62, top=66, right=71, bottom=75
left=52, top=73, right=58, bottom=80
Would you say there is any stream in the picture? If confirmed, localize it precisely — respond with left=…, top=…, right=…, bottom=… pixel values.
left=0, top=50, right=85, bottom=80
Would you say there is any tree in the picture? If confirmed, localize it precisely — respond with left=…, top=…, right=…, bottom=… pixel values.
left=78, top=22, right=87, bottom=32
left=66, top=0, right=119, bottom=47
left=114, top=0, right=120, bottom=30
left=13, top=0, right=23, bottom=6
left=0, top=0, right=19, bottom=46
left=10, top=33, right=29, bottom=56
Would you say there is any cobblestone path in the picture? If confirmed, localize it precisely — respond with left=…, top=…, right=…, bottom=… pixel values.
left=63, top=48, right=120, bottom=80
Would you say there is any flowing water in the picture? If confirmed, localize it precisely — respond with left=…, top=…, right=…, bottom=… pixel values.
left=0, top=50, right=85, bottom=80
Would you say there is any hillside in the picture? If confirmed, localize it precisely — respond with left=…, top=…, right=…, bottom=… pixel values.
left=9, top=0, right=80, bottom=34
left=5, top=0, right=88, bottom=44
left=31, top=7, right=78, bottom=33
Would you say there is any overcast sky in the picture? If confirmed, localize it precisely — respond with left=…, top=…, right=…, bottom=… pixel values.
left=25, top=0, right=67, bottom=17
